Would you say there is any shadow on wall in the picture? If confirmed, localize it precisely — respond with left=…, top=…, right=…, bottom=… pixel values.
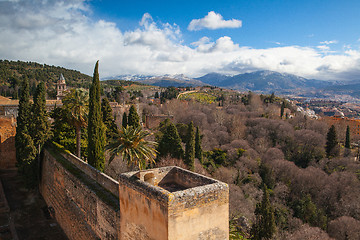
left=0, top=136, right=16, bottom=169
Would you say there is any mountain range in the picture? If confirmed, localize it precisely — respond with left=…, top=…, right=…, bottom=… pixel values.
left=105, top=71, right=340, bottom=94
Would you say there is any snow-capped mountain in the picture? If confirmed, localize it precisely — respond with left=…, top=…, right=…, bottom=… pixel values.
left=196, top=70, right=336, bottom=93
left=103, top=70, right=338, bottom=93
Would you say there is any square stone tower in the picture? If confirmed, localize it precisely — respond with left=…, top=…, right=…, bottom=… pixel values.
left=118, top=166, right=229, bottom=240
left=56, top=73, right=67, bottom=101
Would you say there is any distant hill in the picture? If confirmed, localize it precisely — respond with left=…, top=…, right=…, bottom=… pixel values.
left=322, top=80, right=360, bottom=98
left=139, top=75, right=206, bottom=87
left=103, top=74, right=206, bottom=87
left=195, top=70, right=336, bottom=93
left=0, top=60, right=150, bottom=99
left=101, top=79, right=147, bottom=87
left=0, top=60, right=93, bottom=98
left=0, top=60, right=92, bottom=88
left=103, top=71, right=340, bottom=94
left=195, top=72, right=231, bottom=86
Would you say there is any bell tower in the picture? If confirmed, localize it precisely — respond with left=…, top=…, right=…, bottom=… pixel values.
left=56, top=74, right=67, bottom=101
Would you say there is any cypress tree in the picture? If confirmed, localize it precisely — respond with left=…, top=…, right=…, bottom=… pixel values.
left=184, top=121, right=195, bottom=170
left=101, top=97, right=118, bottom=139
left=270, top=92, right=275, bottom=103
left=195, top=126, right=203, bottom=163
left=17, top=126, right=37, bottom=188
left=87, top=61, right=106, bottom=171
left=122, top=112, right=128, bottom=129
left=31, top=82, right=50, bottom=149
left=326, top=125, right=339, bottom=158
left=157, top=122, right=184, bottom=159
left=251, top=186, right=276, bottom=240
left=128, top=105, right=140, bottom=128
left=345, top=125, right=351, bottom=149
left=280, top=101, right=285, bottom=118
left=16, top=77, right=31, bottom=157
left=15, top=77, right=33, bottom=173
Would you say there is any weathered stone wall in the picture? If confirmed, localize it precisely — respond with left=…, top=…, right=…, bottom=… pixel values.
left=40, top=146, right=120, bottom=240
left=0, top=117, right=16, bottom=169
left=168, top=183, right=229, bottom=240
left=119, top=181, right=169, bottom=240
left=119, top=167, right=229, bottom=240
left=40, top=147, right=229, bottom=240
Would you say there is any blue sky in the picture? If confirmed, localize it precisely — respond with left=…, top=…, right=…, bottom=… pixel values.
left=0, top=0, right=360, bottom=80
left=91, top=0, right=360, bottom=49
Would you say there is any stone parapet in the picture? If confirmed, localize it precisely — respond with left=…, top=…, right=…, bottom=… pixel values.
left=119, top=166, right=229, bottom=240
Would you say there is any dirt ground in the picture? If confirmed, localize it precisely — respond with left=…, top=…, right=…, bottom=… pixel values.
left=0, top=169, right=68, bottom=240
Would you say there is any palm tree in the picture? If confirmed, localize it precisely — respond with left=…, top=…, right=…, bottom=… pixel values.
left=62, top=89, right=89, bottom=158
left=107, top=126, right=157, bottom=170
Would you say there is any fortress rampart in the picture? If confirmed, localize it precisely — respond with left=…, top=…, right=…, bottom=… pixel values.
left=40, top=143, right=229, bottom=240
left=0, top=117, right=16, bottom=169
left=40, top=144, right=120, bottom=239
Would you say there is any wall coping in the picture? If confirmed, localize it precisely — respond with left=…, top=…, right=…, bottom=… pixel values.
left=47, top=143, right=119, bottom=197
left=119, top=166, right=229, bottom=206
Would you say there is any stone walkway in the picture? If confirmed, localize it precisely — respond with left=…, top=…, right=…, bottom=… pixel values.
left=0, top=169, right=68, bottom=240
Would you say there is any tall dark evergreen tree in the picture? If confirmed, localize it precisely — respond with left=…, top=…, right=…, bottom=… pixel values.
left=326, top=125, right=339, bottom=158
left=16, top=126, right=37, bottom=188
left=184, top=121, right=195, bottom=170
left=154, top=91, right=159, bottom=99
left=15, top=77, right=32, bottom=163
left=87, top=61, right=106, bottom=171
left=31, top=82, right=50, bottom=149
left=15, top=77, right=34, bottom=179
left=122, top=112, right=128, bottom=129
left=270, top=92, right=275, bottom=103
left=101, top=97, right=118, bottom=139
left=127, top=105, right=140, bottom=128
left=345, top=125, right=351, bottom=149
left=280, top=101, right=285, bottom=118
left=195, top=126, right=203, bottom=163
left=157, top=122, right=184, bottom=159
left=251, top=186, right=277, bottom=240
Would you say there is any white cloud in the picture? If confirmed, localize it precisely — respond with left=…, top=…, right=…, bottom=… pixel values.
left=188, top=11, right=242, bottom=31
left=320, top=40, right=338, bottom=45
left=317, top=45, right=330, bottom=51
left=0, top=0, right=360, bottom=81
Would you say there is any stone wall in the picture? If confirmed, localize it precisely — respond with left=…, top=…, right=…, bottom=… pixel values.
left=40, top=145, right=120, bottom=240
left=0, top=117, right=16, bottom=169
left=40, top=146, right=229, bottom=240
left=119, top=166, right=229, bottom=240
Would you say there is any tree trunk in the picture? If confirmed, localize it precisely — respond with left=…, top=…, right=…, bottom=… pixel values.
left=76, top=126, right=81, bottom=158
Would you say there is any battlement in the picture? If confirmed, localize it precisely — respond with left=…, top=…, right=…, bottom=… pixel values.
left=119, top=166, right=229, bottom=240
left=40, top=145, right=229, bottom=240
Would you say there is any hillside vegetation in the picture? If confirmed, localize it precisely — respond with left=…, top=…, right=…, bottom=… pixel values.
left=0, top=60, right=152, bottom=99
left=107, top=90, right=360, bottom=240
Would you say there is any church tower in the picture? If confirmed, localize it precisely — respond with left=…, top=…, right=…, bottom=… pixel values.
left=56, top=74, right=67, bottom=101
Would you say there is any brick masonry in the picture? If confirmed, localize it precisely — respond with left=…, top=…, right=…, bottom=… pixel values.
left=40, top=146, right=120, bottom=240
left=40, top=145, right=229, bottom=240
left=0, top=117, right=16, bottom=169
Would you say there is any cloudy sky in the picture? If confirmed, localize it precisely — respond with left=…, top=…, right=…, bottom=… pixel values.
left=1, top=0, right=360, bottom=81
